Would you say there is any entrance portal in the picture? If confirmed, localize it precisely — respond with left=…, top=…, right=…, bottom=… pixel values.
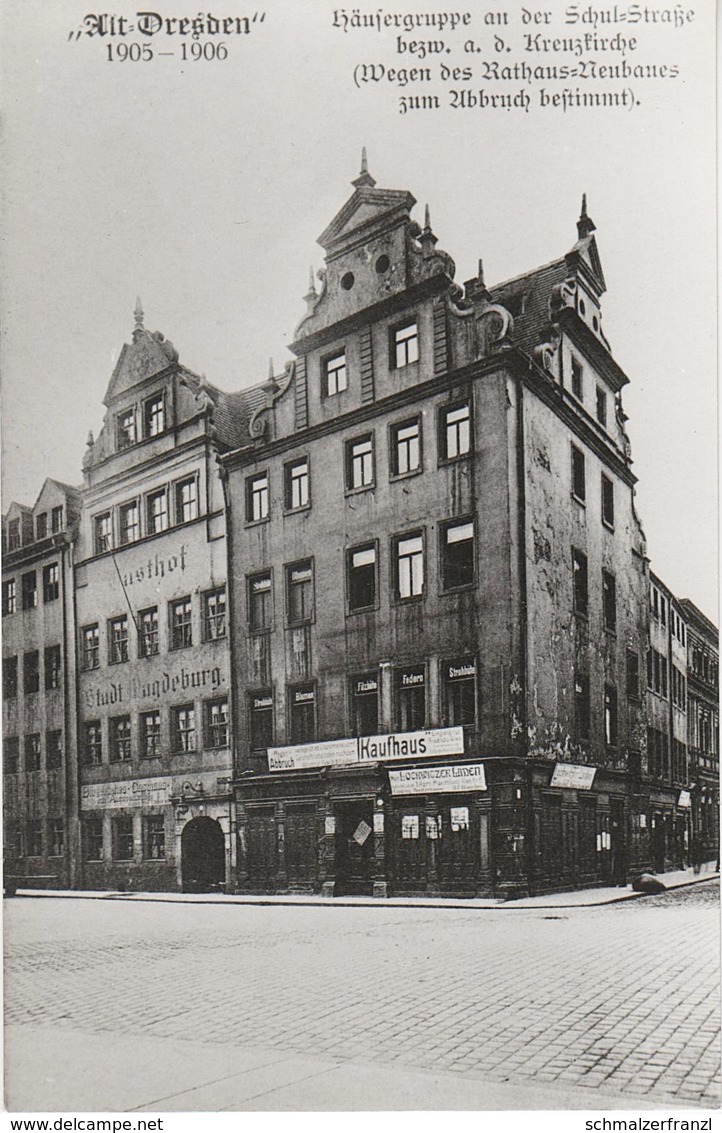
left=181, top=816, right=226, bottom=893
left=335, top=801, right=375, bottom=896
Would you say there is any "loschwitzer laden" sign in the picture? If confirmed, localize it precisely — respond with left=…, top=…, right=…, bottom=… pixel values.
left=267, top=727, right=464, bottom=772
left=388, top=763, right=487, bottom=795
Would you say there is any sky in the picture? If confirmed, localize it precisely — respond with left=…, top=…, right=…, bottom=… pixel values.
left=1, top=0, right=717, bottom=621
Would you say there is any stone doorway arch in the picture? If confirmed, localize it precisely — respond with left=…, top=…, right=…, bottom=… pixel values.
left=181, top=816, right=226, bottom=893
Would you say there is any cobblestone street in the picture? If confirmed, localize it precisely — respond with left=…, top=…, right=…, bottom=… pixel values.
left=4, top=882, right=720, bottom=1112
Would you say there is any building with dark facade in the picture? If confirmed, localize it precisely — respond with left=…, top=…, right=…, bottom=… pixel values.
left=680, top=599, right=719, bottom=863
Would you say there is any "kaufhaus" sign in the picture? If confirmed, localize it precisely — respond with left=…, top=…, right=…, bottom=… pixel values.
left=267, top=727, right=465, bottom=772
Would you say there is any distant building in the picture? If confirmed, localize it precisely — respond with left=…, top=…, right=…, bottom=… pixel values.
left=680, top=599, right=719, bottom=862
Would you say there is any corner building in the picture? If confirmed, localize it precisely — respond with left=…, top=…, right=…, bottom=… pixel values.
left=223, top=161, right=651, bottom=897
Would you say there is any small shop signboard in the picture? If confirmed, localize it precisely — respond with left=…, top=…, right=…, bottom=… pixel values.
left=388, top=762, right=487, bottom=796
left=678, top=790, right=692, bottom=809
left=550, top=763, right=597, bottom=790
left=80, top=777, right=172, bottom=810
left=267, top=727, right=465, bottom=772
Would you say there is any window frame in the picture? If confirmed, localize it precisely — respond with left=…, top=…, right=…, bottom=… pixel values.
left=349, top=672, right=380, bottom=737
left=169, top=596, right=193, bottom=651
left=119, top=498, right=141, bottom=546
left=23, top=650, right=40, bottom=694
left=175, top=476, right=199, bottom=524
left=3, top=655, right=18, bottom=699
left=571, top=357, right=583, bottom=401
left=394, top=666, right=427, bottom=731
left=143, top=392, right=166, bottom=438
left=109, top=715, right=132, bottom=763
left=443, top=657, right=478, bottom=730
left=46, top=730, right=63, bottom=770
left=286, top=559, right=315, bottom=627
left=394, top=531, right=425, bottom=602
left=601, top=473, right=615, bottom=530
left=440, top=518, right=475, bottom=592
left=389, top=416, right=422, bottom=479
left=21, top=571, right=37, bottom=611
left=247, top=571, right=273, bottom=635
left=602, top=569, right=617, bottom=634
left=146, top=488, right=169, bottom=535
left=203, top=587, right=227, bottom=641
left=284, top=456, right=310, bottom=512
left=345, top=434, right=375, bottom=493
left=51, top=506, right=63, bottom=533
left=323, top=349, right=348, bottom=398
left=144, top=814, right=166, bottom=860
left=84, top=721, right=103, bottom=766
left=246, top=471, right=270, bottom=523
left=36, top=512, right=48, bottom=541
left=94, top=512, right=113, bottom=555
left=171, top=703, right=196, bottom=754
left=249, top=690, right=274, bottom=752
left=43, top=562, right=60, bottom=603
left=140, top=710, right=162, bottom=759
left=571, top=445, right=586, bottom=504
left=2, top=578, right=17, bottom=616
left=596, top=386, right=607, bottom=427
left=288, top=683, right=316, bottom=744
left=205, top=698, right=230, bottom=749
left=24, top=733, right=41, bottom=773
left=572, top=547, right=588, bottom=618
left=112, top=815, right=134, bottom=861
left=84, top=815, right=104, bottom=861
left=604, top=684, right=618, bottom=748
left=81, top=623, right=100, bottom=671
left=347, top=542, right=378, bottom=614
left=108, top=615, right=130, bottom=665
left=138, top=606, right=160, bottom=658
left=439, top=402, right=472, bottom=463
left=390, top=318, right=419, bottom=370
left=44, top=644, right=62, bottom=691
left=116, top=406, right=137, bottom=450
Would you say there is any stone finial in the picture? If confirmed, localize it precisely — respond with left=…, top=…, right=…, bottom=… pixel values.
left=419, top=203, right=437, bottom=256
left=478, top=258, right=485, bottom=287
left=352, top=146, right=377, bottom=189
left=134, top=296, right=144, bottom=329
left=263, top=358, right=280, bottom=397
left=577, top=193, right=596, bottom=239
left=86, top=431, right=94, bottom=448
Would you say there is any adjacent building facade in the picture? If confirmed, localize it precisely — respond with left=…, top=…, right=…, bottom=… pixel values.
left=681, top=599, right=719, bottom=863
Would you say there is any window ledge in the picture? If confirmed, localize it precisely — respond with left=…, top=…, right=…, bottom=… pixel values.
left=245, top=517, right=271, bottom=529
left=283, top=505, right=312, bottom=517
left=389, top=468, right=423, bottom=484
left=602, top=521, right=615, bottom=533
left=441, top=583, right=476, bottom=595
left=571, top=493, right=586, bottom=507
left=438, top=455, right=471, bottom=468
left=344, top=484, right=375, bottom=497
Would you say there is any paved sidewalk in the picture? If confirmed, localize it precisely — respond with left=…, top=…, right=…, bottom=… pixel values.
left=12, top=860, right=719, bottom=910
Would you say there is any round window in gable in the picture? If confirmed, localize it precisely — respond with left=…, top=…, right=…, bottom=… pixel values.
left=375, top=254, right=390, bottom=274
left=341, top=272, right=355, bottom=291
left=579, top=298, right=586, bottom=316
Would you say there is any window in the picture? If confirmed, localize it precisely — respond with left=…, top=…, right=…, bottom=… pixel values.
left=44, top=645, right=61, bottom=690
left=395, top=667, right=426, bottom=731
left=575, top=673, right=590, bottom=742
left=46, top=731, right=63, bottom=770
left=444, top=659, right=477, bottom=728
left=170, top=597, right=192, bottom=649
left=391, top=418, right=420, bottom=476
left=108, top=616, right=129, bottom=664
left=347, top=544, right=376, bottom=612
left=324, top=350, right=347, bottom=397
left=392, top=320, right=419, bottom=368
left=441, top=520, right=475, bottom=590
left=84, top=721, right=103, bottom=766
left=138, top=606, right=159, bottom=658
left=602, top=570, right=616, bottom=633
left=604, top=685, right=618, bottom=747
left=289, top=685, right=316, bottom=743
left=85, top=815, right=104, bottom=861
left=49, top=818, right=65, bottom=858
left=25, top=734, right=41, bottom=772
left=206, top=699, right=230, bottom=748
left=94, top=512, right=112, bottom=554
left=246, top=472, right=269, bottom=522
left=648, top=648, right=668, bottom=698
left=117, top=407, right=136, bottom=449
left=572, top=548, right=588, bottom=617
left=43, top=563, right=59, bottom=602
left=249, top=692, right=273, bottom=751
left=26, top=819, right=43, bottom=858
left=175, top=477, right=198, bottom=523
left=146, top=489, right=169, bottom=535
left=171, top=705, right=196, bottom=753
left=396, top=533, right=424, bottom=600
left=3, top=656, right=18, bottom=698
left=2, top=579, right=16, bottom=615
left=144, top=393, right=165, bottom=437
left=109, top=715, right=131, bottom=762
left=7, top=519, right=20, bottom=550
left=601, top=474, right=615, bottom=529
left=660, top=595, right=667, bottom=627
left=21, top=572, right=37, bottom=610
left=140, top=711, right=161, bottom=759
left=441, top=403, right=471, bottom=460
left=203, top=588, right=226, bottom=640
left=23, top=651, right=40, bottom=694
left=144, top=815, right=165, bottom=860
left=571, top=446, right=586, bottom=502
left=596, top=387, right=607, bottom=427
left=119, top=500, right=140, bottom=545
left=36, top=512, right=47, bottom=540
left=4, top=737, right=19, bottom=774
left=571, top=357, right=583, bottom=400
left=626, top=650, right=640, bottom=701
left=51, top=506, right=63, bottom=533
left=248, top=572, right=272, bottom=633
left=82, top=624, right=100, bottom=671
left=284, top=458, right=310, bottom=510
left=350, top=674, right=379, bottom=737
left=346, top=435, right=374, bottom=490
left=113, top=816, right=134, bottom=860
left=287, top=561, right=314, bottom=625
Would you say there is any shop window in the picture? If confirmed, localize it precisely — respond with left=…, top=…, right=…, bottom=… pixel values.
left=4, top=737, right=19, bottom=774
left=324, top=350, right=347, bottom=397
left=84, top=815, right=104, bottom=861
left=24, top=734, right=41, bottom=772
left=246, top=472, right=269, bottom=521
left=3, top=655, right=18, bottom=698
left=572, top=547, right=588, bottom=617
left=113, top=816, right=134, bottom=861
left=51, top=506, right=63, bottom=533
left=596, top=387, right=607, bottom=426
left=440, top=403, right=471, bottom=460
left=391, top=319, right=419, bottom=368
left=44, top=645, right=61, bottom=690
left=602, top=570, right=616, bottom=633
left=108, top=615, right=129, bottom=664
left=347, top=544, right=377, bottom=612
left=48, top=818, right=65, bottom=858
left=571, top=445, right=586, bottom=502
left=43, top=563, right=59, bottom=603
left=82, top=624, right=100, bottom=671
left=444, top=659, right=477, bottom=728
left=144, top=393, right=165, bottom=437
left=286, top=561, right=314, bottom=626
left=571, top=357, right=583, bottom=400
left=116, top=407, right=136, bottom=450
left=171, top=705, right=196, bottom=753
left=144, top=815, right=166, bottom=860
left=395, top=667, right=426, bottom=731
left=140, top=711, right=161, bottom=759
left=26, top=819, right=43, bottom=858
left=146, top=489, right=169, bottom=534
left=21, top=572, right=37, bottom=610
left=346, top=435, right=374, bottom=490
left=119, top=500, right=140, bottom=545
left=626, top=649, right=640, bottom=701
left=94, top=512, right=112, bottom=554
left=203, top=587, right=226, bottom=640
left=175, top=477, right=199, bottom=523
left=36, top=512, right=48, bottom=540
left=2, top=578, right=16, bottom=615
left=138, top=606, right=159, bottom=658
left=601, top=474, right=615, bottom=529
left=289, top=685, right=315, bottom=744
left=604, top=685, right=618, bottom=747
left=23, top=651, right=40, bottom=694
left=169, top=596, right=192, bottom=649
left=401, top=814, right=420, bottom=840
left=391, top=418, right=420, bottom=476
left=395, top=533, right=424, bottom=600
left=248, top=571, right=272, bottom=633
left=441, top=520, right=475, bottom=590
left=84, top=721, right=103, bottom=765
left=249, top=692, right=273, bottom=751
left=109, top=716, right=131, bottom=762
left=284, top=457, right=310, bottom=510
left=450, top=806, right=470, bottom=832
left=205, top=699, right=230, bottom=749
left=350, top=674, right=379, bottom=736
left=575, top=673, right=590, bottom=742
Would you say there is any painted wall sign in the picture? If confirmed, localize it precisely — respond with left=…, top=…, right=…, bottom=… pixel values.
left=447, top=661, right=476, bottom=681
left=550, top=763, right=597, bottom=790
left=119, top=545, right=188, bottom=587
left=678, top=790, right=692, bottom=809
left=81, top=776, right=172, bottom=810
left=83, top=664, right=224, bottom=710
left=388, top=762, right=487, bottom=796
left=267, top=727, right=465, bottom=772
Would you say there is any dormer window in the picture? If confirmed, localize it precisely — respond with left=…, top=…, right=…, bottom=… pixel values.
left=391, top=320, right=419, bottom=369
left=51, top=506, right=63, bottom=533
left=324, top=350, right=347, bottom=397
left=144, top=393, right=165, bottom=437
left=35, top=513, right=47, bottom=541
left=117, top=407, right=136, bottom=450
left=7, top=519, right=20, bottom=551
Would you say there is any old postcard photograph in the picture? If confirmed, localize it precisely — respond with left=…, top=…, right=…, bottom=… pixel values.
left=1, top=0, right=718, bottom=1121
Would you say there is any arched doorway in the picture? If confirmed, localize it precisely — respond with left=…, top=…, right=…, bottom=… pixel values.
left=181, top=816, right=226, bottom=892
